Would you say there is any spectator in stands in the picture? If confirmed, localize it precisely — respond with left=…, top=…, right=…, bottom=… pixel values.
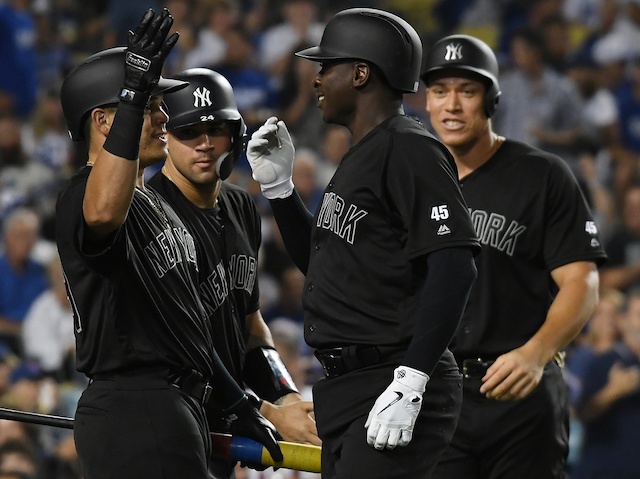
left=277, top=41, right=324, bottom=150
left=0, top=440, right=38, bottom=479
left=257, top=0, right=324, bottom=86
left=566, top=288, right=625, bottom=405
left=0, top=208, right=48, bottom=356
left=291, top=148, right=323, bottom=213
left=494, top=25, right=585, bottom=178
left=0, top=0, right=38, bottom=118
left=183, top=0, right=239, bottom=70
left=601, top=183, right=640, bottom=295
left=22, top=255, right=74, bottom=380
left=315, top=124, right=351, bottom=187
left=102, top=0, right=161, bottom=48
left=262, top=266, right=305, bottom=326
left=0, top=116, right=57, bottom=226
left=216, top=26, right=279, bottom=134
left=571, top=290, right=640, bottom=479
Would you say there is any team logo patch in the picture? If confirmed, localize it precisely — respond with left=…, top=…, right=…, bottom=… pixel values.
left=125, top=52, right=150, bottom=71
left=445, top=43, right=463, bottom=61
left=192, top=87, right=212, bottom=108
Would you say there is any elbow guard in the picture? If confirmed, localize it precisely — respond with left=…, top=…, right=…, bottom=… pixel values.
left=243, top=346, right=299, bottom=403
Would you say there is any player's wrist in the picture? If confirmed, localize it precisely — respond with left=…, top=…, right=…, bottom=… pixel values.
left=118, top=87, right=150, bottom=108
left=102, top=101, right=145, bottom=161
left=260, top=177, right=294, bottom=199
left=394, top=365, right=429, bottom=392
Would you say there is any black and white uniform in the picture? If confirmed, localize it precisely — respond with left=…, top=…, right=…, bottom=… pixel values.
left=271, top=115, right=480, bottom=479
left=149, top=173, right=261, bottom=478
left=56, top=167, right=243, bottom=479
left=433, top=139, right=608, bottom=479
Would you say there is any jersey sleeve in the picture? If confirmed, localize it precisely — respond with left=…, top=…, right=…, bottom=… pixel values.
left=386, top=135, right=479, bottom=259
left=542, top=155, right=607, bottom=270
left=56, top=174, right=124, bottom=275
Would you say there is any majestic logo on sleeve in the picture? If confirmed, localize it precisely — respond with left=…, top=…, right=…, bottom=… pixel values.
left=317, top=192, right=368, bottom=244
left=470, top=209, right=526, bottom=256
left=585, top=221, right=601, bottom=247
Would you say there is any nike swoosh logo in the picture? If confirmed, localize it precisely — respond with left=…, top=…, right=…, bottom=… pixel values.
left=378, top=391, right=403, bottom=414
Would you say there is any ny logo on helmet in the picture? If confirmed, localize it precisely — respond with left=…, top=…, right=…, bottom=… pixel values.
left=192, top=87, right=212, bottom=108
left=444, top=43, right=463, bottom=61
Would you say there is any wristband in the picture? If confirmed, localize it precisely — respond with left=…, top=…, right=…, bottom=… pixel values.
left=243, top=346, right=299, bottom=403
left=103, top=101, right=145, bottom=161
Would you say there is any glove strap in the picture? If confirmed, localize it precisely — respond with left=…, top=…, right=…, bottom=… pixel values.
left=118, top=87, right=150, bottom=108
left=103, top=101, right=145, bottom=161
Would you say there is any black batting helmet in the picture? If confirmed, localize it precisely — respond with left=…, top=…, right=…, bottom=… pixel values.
left=422, top=34, right=501, bottom=117
left=60, top=47, right=188, bottom=141
left=295, top=8, right=422, bottom=93
left=164, top=68, right=247, bottom=181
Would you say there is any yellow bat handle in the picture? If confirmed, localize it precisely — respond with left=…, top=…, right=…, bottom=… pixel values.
left=260, top=440, right=322, bottom=473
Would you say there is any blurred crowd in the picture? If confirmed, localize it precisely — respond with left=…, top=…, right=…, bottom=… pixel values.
left=0, top=0, right=639, bottom=477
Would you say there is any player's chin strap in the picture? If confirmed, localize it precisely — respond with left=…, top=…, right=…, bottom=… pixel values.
left=216, top=131, right=248, bottom=181
left=243, top=346, right=300, bottom=403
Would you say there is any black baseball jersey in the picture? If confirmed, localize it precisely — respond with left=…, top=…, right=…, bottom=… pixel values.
left=148, top=172, right=261, bottom=383
left=56, top=167, right=216, bottom=378
left=453, top=139, right=607, bottom=359
left=304, top=115, right=480, bottom=349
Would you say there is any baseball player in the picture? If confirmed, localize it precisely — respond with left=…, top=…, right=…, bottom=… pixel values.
left=147, top=67, right=320, bottom=478
left=55, top=9, right=281, bottom=479
left=421, top=34, right=608, bottom=478
left=246, top=8, right=480, bottom=479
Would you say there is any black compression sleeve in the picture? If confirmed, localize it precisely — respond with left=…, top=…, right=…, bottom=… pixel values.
left=103, top=102, right=145, bottom=161
left=268, top=190, right=313, bottom=275
left=403, top=247, right=477, bottom=374
left=210, top=347, right=247, bottom=410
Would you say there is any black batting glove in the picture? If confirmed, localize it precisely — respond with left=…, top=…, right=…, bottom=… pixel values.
left=120, top=8, right=179, bottom=107
left=226, top=394, right=284, bottom=464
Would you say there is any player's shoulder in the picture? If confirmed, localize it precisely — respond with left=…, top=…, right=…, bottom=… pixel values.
left=220, top=182, right=258, bottom=212
left=383, top=115, right=451, bottom=155
left=501, top=139, right=571, bottom=174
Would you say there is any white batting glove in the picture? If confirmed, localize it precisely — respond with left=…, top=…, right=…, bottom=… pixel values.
left=246, top=117, right=295, bottom=199
left=365, top=366, right=429, bottom=450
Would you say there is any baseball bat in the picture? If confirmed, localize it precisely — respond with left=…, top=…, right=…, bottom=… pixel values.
left=0, top=407, right=321, bottom=473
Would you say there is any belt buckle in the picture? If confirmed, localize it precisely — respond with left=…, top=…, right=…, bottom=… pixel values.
left=201, top=382, right=212, bottom=405
left=462, top=358, right=493, bottom=379
left=316, top=349, right=344, bottom=378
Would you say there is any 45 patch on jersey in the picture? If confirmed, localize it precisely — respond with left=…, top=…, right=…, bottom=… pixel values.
left=431, top=205, right=452, bottom=236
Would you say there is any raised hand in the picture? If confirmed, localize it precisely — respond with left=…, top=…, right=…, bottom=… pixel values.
left=121, top=8, right=179, bottom=105
left=246, top=117, right=295, bottom=199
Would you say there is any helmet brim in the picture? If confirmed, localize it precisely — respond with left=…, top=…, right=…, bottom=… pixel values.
left=153, top=77, right=188, bottom=97
left=295, top=45, right=344, bottom=62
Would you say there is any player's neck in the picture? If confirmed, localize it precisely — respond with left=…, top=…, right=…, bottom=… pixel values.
left=454, top=132, right=504, bottom=179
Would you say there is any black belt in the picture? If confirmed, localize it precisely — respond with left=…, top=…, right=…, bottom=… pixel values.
left=314, top=345, right=401, bottom=378
left=92, top=368, right=213, bottom=405
left=458, top=357, right=495, bottom=379
left=168, top=369, right=213, bottom=405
